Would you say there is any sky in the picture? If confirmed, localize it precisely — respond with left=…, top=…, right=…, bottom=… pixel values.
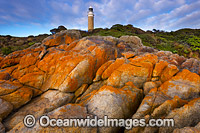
left=0, top=0, right=200, bottom=37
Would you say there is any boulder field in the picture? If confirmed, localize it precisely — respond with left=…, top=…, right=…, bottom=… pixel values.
left=0, top=30, right=199, bottom=133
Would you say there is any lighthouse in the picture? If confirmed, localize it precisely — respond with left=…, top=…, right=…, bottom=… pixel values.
left=88, top=6, right=94, bottom=31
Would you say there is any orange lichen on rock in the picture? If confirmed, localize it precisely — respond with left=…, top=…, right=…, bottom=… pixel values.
left=160, top=64, right=179, bottom=82
left=129, top=53, right=158, bottom=65
left=117, top=42, right=126, bottom=49
left=78, top=83, right=143, bottom=129
left=159, top=97, right=200, bottom=133
left=90, top=46, right=108, bottom=72
left=0, top=72, right=11, bottom=80
left=75, top=84, right=88, bottom=98
left=153, top=60, right=168, bottom=77
left=173, top=69, right=200, bottom=84
left=11, top=65, right=41, bottom=80
left=143, top=81, right=161, bottom=95
left=42, top=30, right=81, bottom=47
left=47, top=54, right=86, bottom=90
left=77, top=89, right=99, bottom=106
left=0, top=56, right=3, bottom=63
left=1, top=65, right=18, bottom=75
left=0, top=50, right=32, bottom=69
left=56, top=40, right=78, bottom=51
left=122, top=51, right=136, bottom=59
left=18, top=52, right=40, bottom=69
left=102, top=58, right=126, bottom=80
left=43, top=34, right=74, bottom=47
left=77, top=82, right=142, bottom=132
left=58, top=56, right=97, bottom=92
left=93, top=60, right=114, bottom=82
left=19, top=71, right=45, bottom=89
left=65, top=35, right=76, bottom=44
left=151, top=96, right=188, bottom=118
left=38, top=36, right=131, bottom=93
left=159, top=69, right=200, bottom=100
left=0, top=80, right=22, bottom=96
left=71, top=39, right=94, bottom=51
left=125, top=81, right=138, bottom=88
left=107, top=60, right=153, bottom=88
left=37, top=51, right=65, bottom=74
left=0, top=87, right=33, bottom=109
left=45, top=35, right=62, bottom=47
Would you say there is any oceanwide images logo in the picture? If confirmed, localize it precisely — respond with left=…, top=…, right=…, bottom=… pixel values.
left=24, top=114, right=175, bottom=129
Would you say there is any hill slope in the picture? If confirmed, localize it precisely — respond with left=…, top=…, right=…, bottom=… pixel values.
left=0, top=34, right=49, bottom=56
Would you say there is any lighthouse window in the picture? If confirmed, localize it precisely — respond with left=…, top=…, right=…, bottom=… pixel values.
left=89, top=8, right=93, bottom=12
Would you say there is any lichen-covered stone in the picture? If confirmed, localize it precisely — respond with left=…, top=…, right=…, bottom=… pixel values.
left=79, top=82, right=143, bottom=132
left=0, top=86, right=33, bottom=109
left=3, top=90, right=74, bottom=131
left=159, top=69, right=200, bottom=100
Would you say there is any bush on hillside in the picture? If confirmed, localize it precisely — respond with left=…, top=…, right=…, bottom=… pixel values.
left=186, top=35, right=200, bottom=51
left=1, top=46, right=12, bottom=55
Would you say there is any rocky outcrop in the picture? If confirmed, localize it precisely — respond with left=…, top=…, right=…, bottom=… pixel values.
left=159, top=69, right=200, bottom=100
left=78, top=82, right=143, bottom=132
left=3, top=90, right=74, bottom=131
left=173, top=122, right=200, bottom=133
left=0, top=98, right=13, bottom=122
left=159, top=98, right=200, bottom=132
left=0, top=30, right=199, bottom=132
left=42, top=30, right=81, bottom=47
left=0, top=122, right=5, bottom=133
left=119, top=36, right=143, bottom=49
left=0, top=72, right=11, bottom=80
left=126, top=69, right=200, bottom=133
left=8, top=104, right=97, bottom=133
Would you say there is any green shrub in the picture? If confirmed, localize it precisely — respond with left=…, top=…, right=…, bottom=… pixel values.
left=186, top=35, right=200, bottom=51
left=94, top=29, right=133, bottom=38
left=173, top=50, right=178, bottom=53
left=110, top=24, right=124, bottom=32
left=157, top=37, right=168, bottom=43
left=184, top=49, right=189, bottom=54
left=1, top=46, right=12, bottom=55
left=10, top=45, right=22, bottom=51
left=28, top=42, right=36, bottom=46
left=156, top=43, right=176, bottom=53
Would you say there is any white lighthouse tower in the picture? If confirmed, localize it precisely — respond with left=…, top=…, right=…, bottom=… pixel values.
left=88, top=6, right=94, bottom=31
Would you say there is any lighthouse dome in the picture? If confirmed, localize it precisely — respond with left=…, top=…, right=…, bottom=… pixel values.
left=89, top=6, right=93, bottom=12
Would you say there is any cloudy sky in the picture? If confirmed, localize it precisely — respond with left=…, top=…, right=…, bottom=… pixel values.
left=0, top=0, right=200, bottom=36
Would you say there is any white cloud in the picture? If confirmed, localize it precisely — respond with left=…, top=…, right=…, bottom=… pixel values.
left=1, top=15, right=18, bottom=22
left=153, top=0, right=185, bottom=12
left=1, top=0, right=200, bottom=34
left=170, top=11, right=200, bottom=29
left=139, top=0, right=200, bottom=30
left=82, top=0, right=196, bottom=30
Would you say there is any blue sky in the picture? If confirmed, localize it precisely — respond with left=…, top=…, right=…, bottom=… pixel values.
left=0, top=0, right=200, bottom=37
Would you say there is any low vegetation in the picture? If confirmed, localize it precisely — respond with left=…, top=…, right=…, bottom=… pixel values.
left=0, top=34, right=49, bottom=55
